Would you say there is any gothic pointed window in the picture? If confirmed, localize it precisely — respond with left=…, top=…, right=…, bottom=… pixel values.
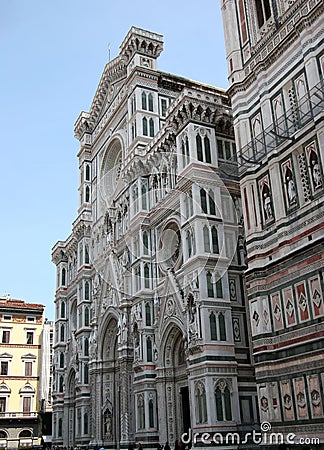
left=84, top=412, right=89, bottom=434
left=145, top=303, right=151, bottom=326
left=84, top=338, right=89, bottom=356
left=195, top=382, right=208, bottom=424
left=149, top=399, right=154, bottom=427
left=60, top=301, right=66, bottom=318
left=216, top=278, right=223, bottom=298
left=185, top=136, right=190, bottom=164
left=211, top=226, right=219, bottom=253
left=149, top=118, right=154, bottom=137
left=215, top=387, right=223, bottom=421
left=58, top=418, right=63, bottom=437
left=187, top=230, right=193, bottom=258
left=137, top=395, right=145, bottom=429
left=85, top=164, right=90, bottom=181
left=61, top=268, right=66, bottom=286
left=219, top=312, right=226, bottom=340
left=143, top=117, right=148, bottom=136
left=204, top=136, right=211, bottom=163
left=200, top=188, right=208, bottom=214
left=207, top=271, right=214, bottom=297
left=84, top=307, right=89, bottom=327
left=209, top=190, right=216, bottom=215
left=59, top=352, right=64, bottom=368
left=85, top=244, right=90, bottom=264
left=196, top=135, right=203, bottom=161
left=148, top=93, right=153, bottom=111
left=60, top=324, right=65, bottom=342
left=210, top=312, right=217, bottom=340
left=141, top=180, right=148, bottom=210
left=147, top=337, right=153, bottom=362
left=224, top=387, right=232, bottom=420
left=84, top=281, right=90, bottom=300
left=203, top=226, right=210, bottom=252
left=144, top=264, right=150, bottom=288
left=85, top=186, right=90, bottom=203
left=59, top=375, right=64, bottom=393
left=143, top=230, right=149, bottom=255
left=84, top=363, right=89, bottom=384
left=142, top=92, right=147, bottom=110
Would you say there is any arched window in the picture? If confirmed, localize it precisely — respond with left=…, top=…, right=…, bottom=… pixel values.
left=84, top=364, right=89, bottom=384
left=84, top=337, right=89, bottom=356
left=149, top=118, right=154, bottom=137
left=255, top=0, right=271, bottom=28
left=0, top=431, right=7, bottom=439
left=143, top=230, right=149, bottom=255
left=85, top=186, right=90, bottom=203
left=203, top=226, right=210, bottom=252
left=60, top=324, right=65, bottom=342
left=148, top=93, right=153, bottom=111
left=195, top=382, right=207, bottom=424
left=84, top=412, right=89, bottom=434
left=60, top=301, right=66, bottom=318
left=144, top=264, right=150, bottom=288
left=61, top=268, right=66, bottom=286
left=204, top=136, right=211, bottom=163
left=84, top=245, right=90, bottom=264
left=84, top=281, right=90, bottom=300
left=142, top=92, right=147, bottom=110
left=196, top=135, right=203, bottom=161
left=59, top=375, right=64, bottom=392
left=219, top=312, right=226, bottom=340
left=133, top=185, right=139, bottom=214
left=85, top=164, right=90, bottom=181
left=147, top=337, right=153, bottom=362
left=206, top=272, right=214, bottom=297
left=182, top=140, right=186, bottom=167
left=59, top=352, right=64, bottom=368
left=143, top=117, right=148, bottom=136
left=224, top=387, right=232, bottom=420
left=149, top=399, right=154, bottom=428
left=215, top=387, right=223, bottom=421
left=211, top=226, right=219, bottom=253
left=210, top=312, right=217, bottom=340
left=141, top=181, right=148, bottom=210
left=84, top=307, right=90, bottom=327
left=187, top=230, right=192, bottom=258
left=19, top=430, right=32, bottom=438
left=145, top=303, right=151, bottom=326
left=58, top=417, right=63, bottom=437
left=137, top=395, right=145, bottom=429
left=185, top=137, right=190, bottom=163
left=216, top=278, right=223, bottom=298
left=209, top=190, right=216, bottom=215
left=200, top=189, right=208, bottom=214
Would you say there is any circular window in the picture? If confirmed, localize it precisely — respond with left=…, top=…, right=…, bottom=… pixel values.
left=158, top=221, right=181, bottom=270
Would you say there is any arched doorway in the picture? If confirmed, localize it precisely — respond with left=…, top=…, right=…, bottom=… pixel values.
left=100, top=316, right=120, bottom=447
left=160, top=324, right=190, bottom=444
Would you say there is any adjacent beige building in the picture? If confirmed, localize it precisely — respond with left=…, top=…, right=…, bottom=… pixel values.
left=0, top=296, right=46, bottom=449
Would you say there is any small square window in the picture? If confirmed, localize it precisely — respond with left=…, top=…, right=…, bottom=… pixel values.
left=2, top=315, right=12, bottom=322
left=26, top=317, right=35, bottom=323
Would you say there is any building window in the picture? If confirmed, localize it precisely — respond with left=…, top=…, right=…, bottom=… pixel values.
left=1, top=330, right=10, bottom=344
left=143, top=231, right=149, bottom=255
left=219, top=313, right=226, bottom=341
left=210, top=313, right=217, bottom=340
left=147, top=337, right=153, bottom=362
left=195, top=382, right=208, bottom=424
left=145, top=303, right=152, bottom=326
left=137, top=395, right=145, bottom=429
left=0, top=398, right=6, bottom=413
left=161, top=98, right=167, bottom=117
left=58, top=418, right=63, bottom=437
left=215, top=387, right=223, bottom=421
left=60, top=301, right=66, bottom=318
left=149, top=118, right=154, bottom=137
left=23, top=397, right=31, bottom=414
left=26, top=332, right=34, bottom=345
left=224, top=387, right=232, bottom=420
left=85, top=186, right=90, bottom=203
left=25, top=362, right=32, bottom=377
left=84, top=307, right=90, bottom=326
left=216, top=278, right=223, bottom=298
left=149, top=399, right=154, bottom=427
left=207, top=271, right=214, bottom=297
left=85, top=281, right=90, bottom=300
left=0, top=361, right=8, bottom=376
left=144, top=264, right=150, bottom=289
left=148, top=93, right=154, bottom=111
left=255, top=0, right=271, bottom=28
left=196, top=133, right=211, bottom=163
left=60, top=325, right=65, bottom=342
left=59, top=352, right=64, bottom=368
left=84, top=412, right=89, bottom=434
left=84, top=364, right=89, bottom=384
left=142, top=92, right=147, bottom=110
left=143, top=117, right=148, bottom=136
left=204, top=136, right=211, bottom=163
left=59, top=375, right=64, bottom=392
left=197, top=135, right=203, bottom=161
left=203, top=226, right=210, bottom=252
left=200, top=189, right=208, bottom=214
left=212, top=226, right=219, bottom=253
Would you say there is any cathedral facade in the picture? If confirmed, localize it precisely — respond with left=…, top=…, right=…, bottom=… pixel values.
left=52, top=28, right=257, bottom=449
left=221, top=0, right=324, bottom=442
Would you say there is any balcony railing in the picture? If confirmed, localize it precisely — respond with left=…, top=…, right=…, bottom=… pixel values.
left=238, top=79, right=324, bottom=174
left=0, top=411, right=38, bottom=418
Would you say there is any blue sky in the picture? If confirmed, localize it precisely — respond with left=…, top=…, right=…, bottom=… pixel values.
left=0, top=0, right=228, bottom=319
